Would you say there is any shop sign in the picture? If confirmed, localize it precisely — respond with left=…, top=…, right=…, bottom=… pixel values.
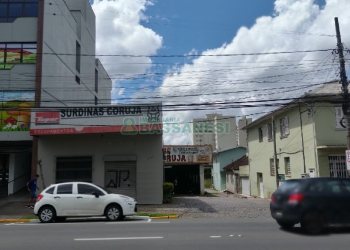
left=163, top=145, right=212, bottom=165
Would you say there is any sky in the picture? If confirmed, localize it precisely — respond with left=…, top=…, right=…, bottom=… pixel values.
left=91, top=0, right=350, bottom=145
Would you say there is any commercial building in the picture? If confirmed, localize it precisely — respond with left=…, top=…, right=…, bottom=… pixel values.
left=0, top=0, right=164, bottom=204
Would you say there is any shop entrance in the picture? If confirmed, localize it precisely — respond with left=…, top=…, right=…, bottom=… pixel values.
left=164, top=165, right=200, bottom=195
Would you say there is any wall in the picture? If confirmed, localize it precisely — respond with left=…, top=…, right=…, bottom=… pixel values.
left=37, top=133, right=163, bottom=204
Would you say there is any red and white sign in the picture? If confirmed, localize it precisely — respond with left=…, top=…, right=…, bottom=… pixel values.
left=35, top=112, right=60, bottom=124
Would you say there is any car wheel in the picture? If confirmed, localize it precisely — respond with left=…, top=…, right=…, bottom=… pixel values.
left=301, top=212, right=325, bottom=234
left=276, top=220, right=295, bottom=229
left=38, top=206, right=56, bottom=223
left=105, top=204, right=123, bottom=221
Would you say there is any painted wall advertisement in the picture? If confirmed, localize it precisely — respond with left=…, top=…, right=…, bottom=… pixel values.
left=0, top=91, right=34, bottom=132
left=163, top=145, right=212, bottom=165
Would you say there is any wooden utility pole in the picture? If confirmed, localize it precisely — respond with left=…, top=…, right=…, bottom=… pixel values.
left=334, top=17, right=350, bottom=149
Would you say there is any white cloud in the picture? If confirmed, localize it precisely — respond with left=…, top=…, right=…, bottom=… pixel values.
left=92, top=0, right=163, bottom=78
left=160, top=0, right=350, bottom=144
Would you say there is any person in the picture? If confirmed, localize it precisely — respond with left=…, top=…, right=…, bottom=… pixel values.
left=26, top=174, right=39, bottom=208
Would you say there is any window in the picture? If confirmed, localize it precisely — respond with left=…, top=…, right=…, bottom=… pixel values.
left=267, top=123, right=273, bottom=141
left=95, top=69, right=98, bottom=92
left=75, top=75, right=80, bottom=84
left=78, top=184, right=104, bottom=196
left=284, top=157, right=291, bottom=176
left=45, top=186, right=55, bottom=194
left=258, top=127, right=263, bottom=142
left=76, top=41, right=81, bottom=73
left=57, top=184, right=73, bottom=194
left=94, top=96, right=98, bottom=105
left=0, top=1, right=38, bottom=22
left=280, top=116, right=289, bottom=138
left=0, top=43, right=37, bottom=70
left=270, top=158, right=279, bottom=176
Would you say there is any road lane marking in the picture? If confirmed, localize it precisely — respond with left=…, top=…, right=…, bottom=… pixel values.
left=74, top=236, right=164, bottom=241
left=210, top=236, right=222, bottom=238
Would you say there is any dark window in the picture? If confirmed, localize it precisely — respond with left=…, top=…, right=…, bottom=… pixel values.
left=95, top=69, right=98, bottom=92
left=78, top=184, right=104, bottom=196
left=258, top=127, right=263, bottom=142
left=57, top=184, right=73, bottom=194
left=0, top=1, right=38, bottom=22
left=45, top=186, right=55, bottom=194
left=23, top=3, right=37, bottom=16
left=75, top=75, right=80, bottom=84
left=76, top=41, right=81, bottom=73
left=267, top=123, right=273, bottom=141
left=8, top=3, right=22, bottom=17
left=94, top=96, right=98, bottom=105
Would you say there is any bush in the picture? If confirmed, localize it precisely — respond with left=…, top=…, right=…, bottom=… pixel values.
left=163, top=182, right=174, bottom=203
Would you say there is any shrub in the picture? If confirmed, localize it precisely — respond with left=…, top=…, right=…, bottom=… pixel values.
left=163, top=182, right=174, bottom=203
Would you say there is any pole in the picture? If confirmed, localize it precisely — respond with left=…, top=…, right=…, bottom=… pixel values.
left=334, top=17, right=350, bottom=149
left=272, top=117, right=279, bottom=187
left=298, top=104, right=306, bottom=173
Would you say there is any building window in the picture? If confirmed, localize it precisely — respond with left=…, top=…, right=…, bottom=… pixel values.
left=329, top=155, right=349, bottom=178
left=280, top=116, right=289, bottom=138
left=56, top=157, right=92, bottom=183
left=258, top=127, right=263, bottom=142
left=95, top=69, right=98, bottom=93
left=76, top=41, right=81, bottom=73
left=0, top=42, right=37, bottom=70
left=0, top=0, right=38, bottom=23
left=267, top=123, right=273, bottom=141
left=284, top=157, right=291, bottom=176
left=270, top=158, right=279, bottom=176
left=75, top=75, right=80, bottom=84
left=95, top=96, right=98, bottom=105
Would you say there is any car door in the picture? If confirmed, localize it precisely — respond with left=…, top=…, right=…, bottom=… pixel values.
left=75, top=183, right=106, bottom=216
left=54, top=183, right=76, bottom=216
left=323, top=180, right=346, bottom=224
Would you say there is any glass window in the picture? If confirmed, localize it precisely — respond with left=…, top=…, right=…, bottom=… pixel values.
left=78, top=184, right=104, bottom=196
left=0, top=4, right=7, bottom=18
left=258, top=127, right=263, bottom=142
left=6, top=44, right=22, bottom=64
left=45, top=186, right=55, bottom=194
left=23, top=3, right=37, bottom=16
left=76, top=41, right=81, bottom=73
left=0, top=44, right=5, bottom=68
left=57, top=184, right=73, bottom=194
left=22, top=43, right=36, bottom=64
left=8, top=3, right=22, bottom=18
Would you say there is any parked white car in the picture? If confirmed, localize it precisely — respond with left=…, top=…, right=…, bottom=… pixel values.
left=34, top=182, right=137, bottom=223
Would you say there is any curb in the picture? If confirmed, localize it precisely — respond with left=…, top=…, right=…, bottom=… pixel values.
left=149, top=215, right=179, bottom=219
left=0, top=218, right=37, bottom=223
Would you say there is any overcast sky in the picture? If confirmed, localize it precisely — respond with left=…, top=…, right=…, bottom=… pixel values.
left=92, top=0, right=350, bottom=145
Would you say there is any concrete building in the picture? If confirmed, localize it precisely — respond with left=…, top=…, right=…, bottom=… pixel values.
left=246, top=81, right=348, bottom=198
left=0, top=0, right=163, bottom=204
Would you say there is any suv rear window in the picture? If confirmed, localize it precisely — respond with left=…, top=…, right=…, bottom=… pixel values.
left=277, top=180, right=302, bottom=193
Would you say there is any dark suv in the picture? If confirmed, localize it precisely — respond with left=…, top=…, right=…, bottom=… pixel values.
left=270, top=177, right=350, bottom=234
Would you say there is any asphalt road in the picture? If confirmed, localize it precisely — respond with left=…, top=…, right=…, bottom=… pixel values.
left=1, top=216, right=350, bottom=250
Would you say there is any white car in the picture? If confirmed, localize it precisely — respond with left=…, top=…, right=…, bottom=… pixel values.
left=34, top=182, right=137, bottom=223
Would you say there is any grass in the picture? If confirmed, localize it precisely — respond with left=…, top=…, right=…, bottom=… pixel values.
left=20, top=215, right=37, bottom=220
left=136, top=212, right=178, bottom=218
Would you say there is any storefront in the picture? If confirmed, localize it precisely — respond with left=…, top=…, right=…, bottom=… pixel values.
left=163, top=145, right=212, bottom=195
left=30, top=104, right=163, bottom=204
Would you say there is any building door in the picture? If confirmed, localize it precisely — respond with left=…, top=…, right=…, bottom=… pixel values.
left=257, top=173, right=264, bottom=198
left=164, top=165, right=200, bottom=195
left=241, top=177, right=250, bottom=196
left=0, top=155, right=9, bottom=197
left=104, top=161, right=136, bottom=198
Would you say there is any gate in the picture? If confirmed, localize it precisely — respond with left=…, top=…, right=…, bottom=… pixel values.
left=329, top=155, right=349, bottom=178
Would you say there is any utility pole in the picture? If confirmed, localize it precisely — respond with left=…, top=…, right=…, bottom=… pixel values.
left=334, top=17, right=350, bottom=149
left=272, top=117, right=279, bottom=187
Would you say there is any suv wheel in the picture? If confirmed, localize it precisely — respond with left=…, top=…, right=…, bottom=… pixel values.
left=38, top=206, right=56, bottom=223
left=105, top=204, right=123, bottom=221
left=301, top=212, right=325, bottom=234
left=276, top=220, right=295, bottom=229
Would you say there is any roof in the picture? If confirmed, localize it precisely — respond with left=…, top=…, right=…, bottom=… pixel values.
left=223, top=155, right=248, bottom=171
left=244, top=81, right=342, bottom=130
